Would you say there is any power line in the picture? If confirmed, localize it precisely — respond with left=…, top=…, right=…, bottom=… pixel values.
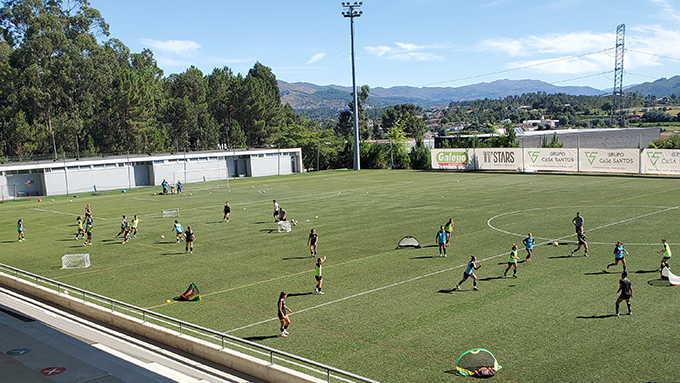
left=627, top=49, right=680, bottom=62
left=549, top=70, right=614, bottom=85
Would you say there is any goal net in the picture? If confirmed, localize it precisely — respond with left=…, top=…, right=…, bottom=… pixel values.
left=661, top=266, right=680, bottom=286
left=161, top=209, right=180, bottom=218
left=277, top=221, right=291, bottom=233
left=61, top=254, right=91, bottom=270
left=396, top=236, right=421, bottom=249
left=172, top=167, right=230, bottom=184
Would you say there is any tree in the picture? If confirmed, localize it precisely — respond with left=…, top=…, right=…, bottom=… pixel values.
left=409, top=138, right=431, bottom=170
left=381, top=103, right=426, bottom=139
left=385, top=117, right=410, bottom=169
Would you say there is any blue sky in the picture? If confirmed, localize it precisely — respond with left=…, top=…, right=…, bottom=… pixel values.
left=89, top=0, right=680, bottom=90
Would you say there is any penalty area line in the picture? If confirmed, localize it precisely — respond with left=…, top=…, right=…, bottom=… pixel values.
left=33, top=208, right=112, bottom=221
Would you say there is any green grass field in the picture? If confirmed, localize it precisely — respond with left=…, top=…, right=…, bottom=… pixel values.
left=2, top=170, right=680, bottom=383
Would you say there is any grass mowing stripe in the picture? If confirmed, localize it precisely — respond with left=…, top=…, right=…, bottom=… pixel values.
left=227, top=206, right=675, bottom=334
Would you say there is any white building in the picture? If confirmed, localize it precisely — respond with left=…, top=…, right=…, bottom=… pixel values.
left=0, top=148, right=302, bottom=200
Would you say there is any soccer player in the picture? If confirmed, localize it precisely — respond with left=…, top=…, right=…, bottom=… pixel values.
left=176, top=180, right=182, bottom=194
left=572, top=212, right=584, bottom=234
left=173, top=220, right=183, bottom=243
left=504, top=244, right=519, bottom=278
left=444, top=218, right=454, bottom=247
left=85, top=204, right=93, bottom=223
left=278, top=292, right=292, bottom=338
left=658, top=238, right=672, bottom=270
left=615, top=271, right=632, bottom=316
left=523, top=233, right=534, bottom=261
left=570, top=228, right=589, bottom=257
left=607, top=241, right=628, bottom=272
left=185, top=226, right=195, bottom=253
left=131, top=215, right=142, bottom=237
left=75, top=216, right=85, bottom=240
left=83, top=218, right=93, bottom=246
left=116, top=215, right=127, bottom=239
left=455, top=256, right=482, bottom=291
left=121, top=221, right=131, bottom=244
left=162, top=179, right=168, bottom=194
left=222, top=201, right=231, bottom=222
left=308, top=228, right=318, bottom=258
left=278, top=207, right=287, bottom=222
left=436, top=225, right=447, bottom=257
left=273, top=200, right=280, bottom=222
left=315, top=256, right=326, bottom=294
left=17, top=219, right=25, bottom=242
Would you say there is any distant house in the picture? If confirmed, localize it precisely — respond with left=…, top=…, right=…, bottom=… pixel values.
left=522, top=116, right=559, bottom=128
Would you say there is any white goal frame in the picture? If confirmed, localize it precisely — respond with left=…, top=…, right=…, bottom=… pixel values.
left=61, top=254, right=91, bottom=270
left=161, top=209, right=180, bottom=218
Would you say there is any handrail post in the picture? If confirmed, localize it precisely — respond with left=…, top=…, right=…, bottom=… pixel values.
left=270, top=351, right=273, bottom=365
left=328, top=369, right=331, bottom=382
left=142, top=311, right=146, bottom=322
left=180, top=323, right=183, bottom=335
left=221, top=336, right=225, bottom=349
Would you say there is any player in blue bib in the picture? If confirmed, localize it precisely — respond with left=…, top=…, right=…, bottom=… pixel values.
left=455, top=256, right=482, bottom=291
left=436, top=226, right=447, bottom=257
left=173, top=220, right=183, bottom=243
left=17, top=219, right=25, bottom=242
left=607, top=241, right=628, bottom=272
left=523, top=233, right=534, bottom=261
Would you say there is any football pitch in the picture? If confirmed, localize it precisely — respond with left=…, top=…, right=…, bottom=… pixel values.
left=1, top=170, right=680, bottom=383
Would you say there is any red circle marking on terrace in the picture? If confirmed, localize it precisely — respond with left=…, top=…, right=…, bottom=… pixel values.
left=39, top=367, right=66, bottom=376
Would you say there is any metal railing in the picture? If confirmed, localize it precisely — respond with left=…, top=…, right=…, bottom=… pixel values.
left=0, top=263, right=380, bottom=383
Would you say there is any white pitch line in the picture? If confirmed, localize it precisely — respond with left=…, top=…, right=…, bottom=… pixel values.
left=33, top=208, right=112, bottom=221
left=227, top=206, right=679, bottom=334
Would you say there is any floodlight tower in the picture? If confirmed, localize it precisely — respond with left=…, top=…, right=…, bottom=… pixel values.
left=610, top=24, right=625, bottom=127
left=342, top=2, right=362, bottom=170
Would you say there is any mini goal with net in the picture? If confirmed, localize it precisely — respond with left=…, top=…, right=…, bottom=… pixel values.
left=61, top=254, right=91, bottom=270
left=161, top=209, right=180, bottom=218
left=661, top=266, right=680, bottom=286
left=277, top=221, right=291, bottom=233
left=396, top=236, right=421, bottom=249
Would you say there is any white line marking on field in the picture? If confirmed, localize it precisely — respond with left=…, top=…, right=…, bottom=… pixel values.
left=227, top=206, right=679, bottom=334
left=33, top=208, right=112, bottom=221
left=487, top=205, right=679, bottom=242
left=131, top=197, right=161, bottom=202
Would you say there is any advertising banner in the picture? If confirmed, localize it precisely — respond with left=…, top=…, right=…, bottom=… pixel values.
left=476, top=148, right=522, bottom=171
left=523, top=149, right=578, bottom=172
left=641, top=149, right=680, bottom=175
left=431, top=149, right=473, bottom=170
left=579, top=149, right=639, bottom=174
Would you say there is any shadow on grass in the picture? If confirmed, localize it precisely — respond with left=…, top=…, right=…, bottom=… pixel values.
left=242, top=335, right=280, bottom=341
left=260, top=229, right=275, bottom=234
left=57, top=238, right=77, bottom=242
left=161, top=252, right=186, bottom=256
left=647, top=279, right=673, bottom=287
left=68, top=245, right=87, bottom=248
left=444, top=370, right=457, bottom=375
left=254, top=221, right=270, bottom=225
left=282, top=256, right=313, bottom=260
left=478, top=276, right=504, bottom=281
left=436, top=288, right=456, bottom=294
left=1, top=240, right=18, bottom=244
left=577, top=314, right=619, bottom=319
left=584, top=270, right=611, bottom=275
left=634, top=269, right=658, bottom=274
left=549, top=255, right=579, bottom=259
left=204, top=221, right=223, bottom=225
left=287, top=292, right=313, bottom=297
left=410, top=256, right=440, bottom=259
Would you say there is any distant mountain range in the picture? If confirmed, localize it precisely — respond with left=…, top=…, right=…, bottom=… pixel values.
left=279, top=76, right=680, bottom=111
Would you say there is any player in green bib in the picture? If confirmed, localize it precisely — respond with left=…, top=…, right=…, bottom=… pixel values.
left=315, top=256, right=326, bottom=294
left=504, top=244, right=519, bottom=278
left=131, top=215, right=142, bottom=237
left=658, top=238, right=672, bottom=270
left=444, top=218, right=454, bottom=247
left=75, top=216, right=85, bottom=240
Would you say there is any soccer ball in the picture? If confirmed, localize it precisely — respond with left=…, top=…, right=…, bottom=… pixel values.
left=51, top=199, right=54, bottom=202
left=69, top=200, right=72, bottom=203
left=166, top=299, right=171, bottom=303
left=38, top=199, right=42, bottom=202
left=160, top=235, right=165, bottom=239
left=189, top=193, right=192, bottom=196
left=552, top=242, right=558, bottom=247
left=153, top=192, right=156, bottom=195
left=63, top=290, right=68, bottom=295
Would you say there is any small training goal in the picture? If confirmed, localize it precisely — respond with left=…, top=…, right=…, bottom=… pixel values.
left=661, top=266, right=680, bottom=286
left=277, top=221, right=291, bottom=233
left=61, top=254, right=91, bottom=270
left=396, top=236, right=421, bottom=249
left=161, top=209, right=180, bottom=218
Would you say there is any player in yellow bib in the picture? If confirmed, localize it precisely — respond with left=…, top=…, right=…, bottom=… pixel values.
left=75, top=216, right=85, bottom=240
left=658, top=238, right=672, bottom=270
left=504, top=244, right=519, bottom=278
left=444, top=218, right=454, bottom=247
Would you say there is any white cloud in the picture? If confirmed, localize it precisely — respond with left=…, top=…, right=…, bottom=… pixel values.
left=307, top=52, right=325, bottom=65
left=140, top=39, right=201, bottom=56
left=364, top=42, right=444, bottom=61
left=647, top=0, right=680, bottom=21
left=479, top=31, right=614, bottom=57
